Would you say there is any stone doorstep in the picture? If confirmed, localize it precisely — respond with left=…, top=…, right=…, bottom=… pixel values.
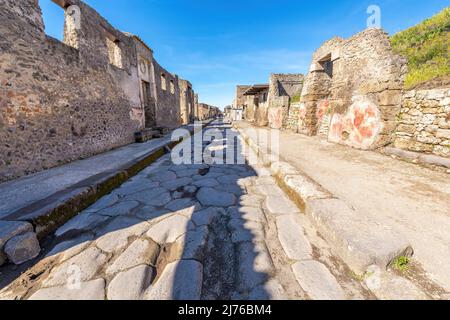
left=383, top=147, right=450, bottom=169
left=0, top=120, right=213, bottom=266
left=234, top=123, right=414, bottom=275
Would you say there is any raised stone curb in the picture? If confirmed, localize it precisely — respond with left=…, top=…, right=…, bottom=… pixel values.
left=383, top=147, right=450, bottom=169
left=0, top=120, right=213, bottom=267
left=234, top=123, right=413, bottom=275
left=4, top=232, right=41, bottom=265
left=306, top=198, right=413, bottom=274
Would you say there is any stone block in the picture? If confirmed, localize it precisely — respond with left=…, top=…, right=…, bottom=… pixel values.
left=106, top=239, right=159, bottom=275
left=305, top=198, right=413, bottom=274
left=419, top=154, right=450, bottom=168
left=380, top=105, right=401, bottom=120
left=145, top=260, right=203, bottom=300
left=30, top=279, right=106, bottom=301
left=196, top=187, right=236, bottom=207
left=237, top=242, right=275, bottom=292
left=379, top=90, right=402, bottom=106
left=396, top=124, right=416, bottom=135
left=0, top=221, right=34, bottom=250
left=276, top=215, right=312, bottom=261
left=283, top=174, right=331, bottom=204
left=55, top=212, right=109, bottom=238
left=4, top=232, right=40, bottom=265
left=265, top=195, right=299, bottom=216
left=394, top=137, right=412, bottom=150
left=437, top=129, right=450, bottom=139
left=43, top=247, right=108, bottom=288
left=108, top=265, right=154, bottom=300
left=146, top=214, right=195, bottom=245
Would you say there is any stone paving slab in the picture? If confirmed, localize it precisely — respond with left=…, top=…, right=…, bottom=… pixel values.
left=292, top=261, right=345, bottom=300
left=275, top=215, right=312, bottom=261
left=42, top=247, right=108, bottom=288
left=29, top=279, right=106, bottom=300
left=4, top=232, right=40, bottom=265
left=106, top=239, right=159, bottom=275
left=237, top=242, right=275, bottom=293
left=145, top=260, right=203, bottom=300
left=108, top=265, right=154, bottom=300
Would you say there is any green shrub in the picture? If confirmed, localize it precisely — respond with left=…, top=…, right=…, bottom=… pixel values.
left=392, top=256, right=410, bottom=273
left=391, top=7, right=450, bottom=88
left=290, top=94, right=301, bottom=103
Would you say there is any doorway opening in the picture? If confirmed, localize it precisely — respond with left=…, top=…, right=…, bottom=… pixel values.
left=142, top=80, right=156, bottom=128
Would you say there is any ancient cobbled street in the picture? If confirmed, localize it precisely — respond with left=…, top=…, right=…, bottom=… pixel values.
left=1, top=0, right=449, bottom=303
left=0, top=121, right=372, bottom=300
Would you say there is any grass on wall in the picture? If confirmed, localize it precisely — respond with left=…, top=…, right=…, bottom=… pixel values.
left=290, top=94, right=301, bottom=103
left=390, top=7, right=450, bottom=89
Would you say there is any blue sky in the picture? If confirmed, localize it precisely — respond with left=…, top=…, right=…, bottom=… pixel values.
left=40, top=0, right=448, bottom=109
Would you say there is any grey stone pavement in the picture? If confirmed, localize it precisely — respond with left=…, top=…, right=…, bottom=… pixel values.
left=0, top=121, right=373, bottom=300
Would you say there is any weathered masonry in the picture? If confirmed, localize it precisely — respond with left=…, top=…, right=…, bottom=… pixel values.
left=300, top=29, right=407, bottom=150
left=197, top=103, right=221, bottom=121
left=237, top=74, right=304, bottom=129
left=394, top=88, right=450, bottom=158
left=0, top=0, right=199, bottom=182
left=238, top=28, right=449, bottom=160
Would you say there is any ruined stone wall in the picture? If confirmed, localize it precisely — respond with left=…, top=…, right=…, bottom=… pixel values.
left=0, top=0, right=142, bottom=182
left=299, top=38, right=343, bottom=136
left=327, top=29, right=406, bottom=149
left=198, top=103, right=208, bottom=121
left=177, top=79, right=194, bottom=124
left=270, top=74, right=304, bottom=98
left=194, top=93, right=199, bottom=120
left=285, top=102, right=301, bottom=132
left=179, top=79, right=189, bottom=125
left=254, top=90, right=269, bottom=127
left=198, top=103, right=220, bottom=120
left=299, top=29, right=407, bottom=150
left=236, top=85, right=251, bottom=107
left=188, top=87, right=195, bottom=123
left=244, top=95, right=256, bottom=122
left=153, top=61, right=181, bottom=129
left=267, top=74, right=304, bottom=129
left=394, top=88, right=450, bottom=157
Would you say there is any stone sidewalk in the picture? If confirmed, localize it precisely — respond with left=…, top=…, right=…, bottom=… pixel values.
left=0, top=122, right=213, bottom=268
left=0, top=125, right=197, bottom=220
left=234, top=121, right=450, bottom=295
left=0, top=121, right=372, bottom=300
